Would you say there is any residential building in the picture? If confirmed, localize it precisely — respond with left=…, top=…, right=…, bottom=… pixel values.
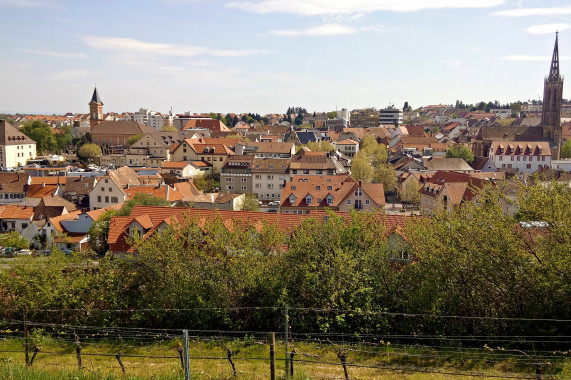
left=280, top=175, right=385, bottom=214
left=0, top=205, right=34, bottom=233
left=89, top=166, right=141, bottom=210
left=0, top=173, right=30, bottom=204
left=132, top=108, right=173, bottom=131
left=350, top=108, right=379, bottom=128
left=489, top=141, right=551, bottom=172
left=234, top=141, right=296, bottom=158
left=0, top=120, right=37, bottom=168
left=334, top=139, right=359, bottom=158
left=220, top=156, right=254, bottom=194
left=252, top=157, right=290, bottom=201
left=379, top=105, right=404, bottom=126
left=419, top=171, right=488, bottom=214
left=422, top=157, right=476, bottom=173
left=289, top=148, right=348, bottom=179
left=60, top=176, right=98, bottom=210
left=160, top=161, right=211, bottom=178
left=171, top=138, right=234, bottom=173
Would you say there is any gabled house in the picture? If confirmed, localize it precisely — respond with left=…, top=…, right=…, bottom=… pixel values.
left=89, top=166, right=141, bottom=210
left=0, top=205, right=34, bottom=233
left=289, top=148, right=348, bottom=179
left=334, top=139, right=359, bottom=158
left=234, top=141, right=296, bottom=158
left=419, top=171, right=488, bottom=214
left=280, top=175, right=385, bottom=214
left=0, top=120, right=37, bottom=168
left=60, top=176, right=98, bottom=210
left=106, top=205, right=407, bottom=255
left=0, top=173, right=30, bottom=205
left=170, top=138, right=234, bottom=173
left=489, top=141, right=551, bottom=173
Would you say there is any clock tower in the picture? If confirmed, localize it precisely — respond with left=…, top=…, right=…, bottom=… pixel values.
left=89, top=87, right=104, bottom=129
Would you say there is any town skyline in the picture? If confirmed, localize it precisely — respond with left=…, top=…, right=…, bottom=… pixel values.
left=0, top=0, right=570, bottom=115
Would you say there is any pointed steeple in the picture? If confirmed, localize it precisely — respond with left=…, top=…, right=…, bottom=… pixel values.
left=90, top=87, right=103, bottom=105
left=549, top=32, right=560, bottom=80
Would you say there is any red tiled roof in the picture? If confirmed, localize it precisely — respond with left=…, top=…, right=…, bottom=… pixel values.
left=0, top=205, right=34, bottom=220
left=107, top=205, right=409, bottom=253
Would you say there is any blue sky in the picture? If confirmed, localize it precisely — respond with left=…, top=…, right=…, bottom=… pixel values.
left=0, top=0, right=569, bottom=115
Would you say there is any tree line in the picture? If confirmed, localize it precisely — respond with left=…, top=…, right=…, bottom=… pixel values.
left=0, top=181, right=570, bottom=344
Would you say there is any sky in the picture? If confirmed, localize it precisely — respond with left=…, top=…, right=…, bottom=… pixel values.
left=0, top=0, right=569, bottom=116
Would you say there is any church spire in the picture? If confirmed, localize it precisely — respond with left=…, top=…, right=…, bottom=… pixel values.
left=90, top=86, right=103, bottom=105
left=549, top=32, right=560, bottom=80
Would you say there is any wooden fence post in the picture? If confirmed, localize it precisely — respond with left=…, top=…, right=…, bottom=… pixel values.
left=183, top=330, right=191, bottom=380
left=269, top=332, right=276, bottom=380
left=76, top=344, right=82, bottom=369
left=226, top=348, right=237, bottom=377
left=29, top=345, right=41, bottom=366
left=338, top=351, right=349, bottom=380
left=289, top=349, right=297, bottom=377
left=115, top=351, right=125, bottom=374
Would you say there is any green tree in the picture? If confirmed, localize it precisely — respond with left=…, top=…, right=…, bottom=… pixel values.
left=372, top=163, right=397, bottom=192
left=55, top=125, right=73, bottom=152
left=446, top=145, right=475, bottom=164
left=351, top=155, right=374, bottom=183
left=561, top=139, right=571, bottom=159
left=400, top=178, right=420, bottom=204
left=193, top=174, right=220, bottom=192
left=240, top=194, right=259, bottom=211
left=160, top=124, right=178, bottom=132
left=0, top=231, right=29, bottom=250
left=77, top=143, right=102, bottom=161
left=88, top=209, right=117, bottom=255
left=127, top=134, right=143, bottom=146
left=117, top=193, right=171, bottom=216
left=20, top=120, right=57, bottom=154
left=305, top=141, right=335, bottom=152
left=326, top=111, right=338, bottom=119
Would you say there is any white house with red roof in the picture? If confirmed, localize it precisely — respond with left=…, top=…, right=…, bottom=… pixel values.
left=489, top=141, right=551, bottom=173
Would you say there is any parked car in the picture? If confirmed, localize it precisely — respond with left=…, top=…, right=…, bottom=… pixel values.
left=15, top=249, right=32, bottom=256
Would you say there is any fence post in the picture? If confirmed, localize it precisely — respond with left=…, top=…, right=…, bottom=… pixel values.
left=284, top=304, right=289, bottom=380
left=76, top=344, right=82, bottom=369
left=115, top=351, right=125, bottom=374
left=338, top=351, right=349, bottom=380
left=29, top=345, right=41, bottom=366
left=183, top=330, right=191, bottom=380
left=289, top=348, right=297, bottom=377
left=23, top=307, right=29, bottom=366
left=226, top=348, right=237, bottom=377
left=269, top=332, right=276, bottom=380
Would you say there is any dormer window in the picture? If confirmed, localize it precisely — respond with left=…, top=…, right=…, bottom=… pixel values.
left=326, top=195, right=333, bottom=205
left=305, top=195, right=312, bottom=204
left=289, top=195, right=296, bottom=205
left=327, top=186, right=332, bottom=190
left=316, top=186, right=321, bottom=190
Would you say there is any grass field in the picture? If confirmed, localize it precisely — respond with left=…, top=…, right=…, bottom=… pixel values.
left=1, top=336, right=568, bottom=379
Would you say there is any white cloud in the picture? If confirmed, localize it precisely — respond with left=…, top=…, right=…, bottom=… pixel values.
left=0, top=0, right=61, bottom=8
left=271, top=23, right=385, bottom=36
left=494, top=5, right=571, bottom=17
left=502, top=55, right=570, bottom=61
left=18, top=48, right=87, bottom=59
left=526, top=24, right=570, bottom=35
left=440, top=59, right=462, bottom=68
left=83, top=37, right=266, bottom=57
left=48, top=69, right=98, bottom=81
left=228, top=0, right=504, bottom=16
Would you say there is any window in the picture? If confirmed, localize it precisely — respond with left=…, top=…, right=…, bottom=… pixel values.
left=303, top=170, right=310, bottom=174
left=241, top=178, right=247, bottom=182
left=511, top=156, right=514, bottom=161
left=97, top=196, right=101, bottom=202
left=105, top=196, right=109, bottom=203
left=316, top=170, right=323, bottom=174
left=267, top=175, right=274, bottom=180
left=347, top=199, right=352, bottom=205
left=355, top=189, right=362, bottom=196
left=255, top=183, right=261, bottom=188
left=109, top=188, right=112, bottom=192
left=499, top=156, right=503, bottom=161
left=255, top=175, right=261, bottom=179
left=542, top=156, right=545, bottom=161
left=267, top=184, right=274, bottom=189
left=326, top=196, right=333, bottom=205
left=526, top=164, right=531, bottom=169
left=241, top=186, right=247, bottom=190
left=111, top=197, right=118, bottom=203
left=317, top=198, right=322, bottom=203
left=365, top=199, right=370, bottom=205
left=306, top=196, right=312, bottom=204
left=226, top=178, right=233, bottom=182
left=327, top=186, right=332, bottom=190
left=102, top=187, right=105, bottom=192
left=292, top=170, right=297, bottom=174
left=227, top=185, right=234, bottom=190
left=292, top=185, right=296, bottom=190
left=316, top=186, right=321, bottom=190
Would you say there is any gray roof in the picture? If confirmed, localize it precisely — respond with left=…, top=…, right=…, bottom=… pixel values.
left=90, top=87, right=103, bottom=105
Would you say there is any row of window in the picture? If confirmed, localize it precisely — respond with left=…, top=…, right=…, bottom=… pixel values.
left=96, top=196, right=119, bottom=203
left=226, top=185, right=247, bottom=191
left=497, top=155, right=546, bottom=161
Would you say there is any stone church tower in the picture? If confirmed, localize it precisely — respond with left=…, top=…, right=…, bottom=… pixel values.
left=89, top=87, right=104, bottom=128
left=542, top=33, right=564, bottom=159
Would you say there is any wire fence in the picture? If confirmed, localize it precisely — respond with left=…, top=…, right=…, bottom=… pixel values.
left=0, top=307, right=570, bottom=379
